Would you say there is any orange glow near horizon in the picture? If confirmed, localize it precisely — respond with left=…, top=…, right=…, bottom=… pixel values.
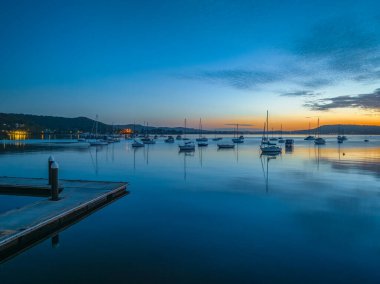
left=181, top=113, right=380, bottom=131
left=148, top=108, right=379, bottom=131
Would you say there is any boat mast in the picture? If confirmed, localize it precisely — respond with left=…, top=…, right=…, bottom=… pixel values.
left=184, top=118, right=187, bottom=139
left=317, top=118, right=320, bottom=138
left=262, top=122, right=266, bottom=144
left=199, top=118, right=202, bottom=138
left=95, top=114, right=98, bottom=138
left=266, top=110, right=269, bottom=140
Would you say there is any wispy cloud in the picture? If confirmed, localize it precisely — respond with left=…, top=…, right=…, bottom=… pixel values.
left=179, top=69, right=283, bottom=90
left=179, top=15, right=380, bottom=94
left=295, top=17, right=378, bottom=57
left=305, top=88, right=380, bottom=111
left=281, top=90, right=320, bottom=97
left=295, top=16, right=380, bottom=83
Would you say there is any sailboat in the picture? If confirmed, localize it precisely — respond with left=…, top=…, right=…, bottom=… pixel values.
left=314, top=118, right=326, bottom=145
left=232, top=124, right=244, bottom=143
left=132, top=139, right=144, bottom=147
left=179, top=118, right=195, bottom=151
left=337, top=125, right=348, bottom=143
left=278, top=124, right=285, bottom=143
left=165, top=135, right=175, bottom=143
left=196, top=119, right=208, bottom=146
left=269, top=127, right=278, bottom=141
left=260, top=111, right=282, bottom=154
left=212, top=130, right=222, bottom=141
left=141, top=122, right=156, bottom=144
left=179, top=141, right=195, bottom=151
left=89, top=115, right=108, bottom=146
left=337, top=125, right=344, bottom=143
left=217, top=143, right=235, bottom=149
left=196, top=118, right=208, bottom=142
left=182, top=118, right=190, bottom=140
left=304, top=121, right=315, bottom=140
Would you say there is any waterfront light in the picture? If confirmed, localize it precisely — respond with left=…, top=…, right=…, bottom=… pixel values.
left=7, top=130, right=29, bottom=140
left=120, top=128, right=133, bottom=134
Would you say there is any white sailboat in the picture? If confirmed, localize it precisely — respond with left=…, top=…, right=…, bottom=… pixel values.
left=132, top=139, right=144, bottom=148
left=212, top=130, right=222, bottom=141
left=89, top=115, right=108, bottom=146
left=269, top=127, right=278, bottom=141
left=196, top=118, right=208, bottom=142
left=179, top=118, right=194, bottom=151
left=232, top=124, right=244, bottom=143
left=304, top=121, right=315, bottom=140
left=260, top=111, right=282, bottom=155
left=314, top=118, right=326, bottom=145
left=141, top=122, right=155, bottom=144
left=278, top=124, right=285, bottom=143
left=179, top=141, right=195, bottom=151
left=182, top=118, right=190, bottom=140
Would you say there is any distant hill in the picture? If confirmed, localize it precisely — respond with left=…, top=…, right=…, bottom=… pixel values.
left=1, top=113, right=379, bottom=135
left=293, top=125, right=380, bottom=135
left=0, top=113, right=111, bottom=134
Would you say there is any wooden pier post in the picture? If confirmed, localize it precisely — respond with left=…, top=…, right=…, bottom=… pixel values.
left=51, top=161, right=59, bottom=201
left=48, top=156, right=54, bottom=185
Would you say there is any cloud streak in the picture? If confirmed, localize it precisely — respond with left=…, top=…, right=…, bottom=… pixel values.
left=305, top=88, right=380, bottom=111
left=180, top=15, right=380, bottom=95
left=180, top=69, right=283, bottom=90
left=281, top=91, right=320, bottom=97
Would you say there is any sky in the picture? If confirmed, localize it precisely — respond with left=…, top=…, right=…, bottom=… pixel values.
left=0, top=0, right=380, bottom=130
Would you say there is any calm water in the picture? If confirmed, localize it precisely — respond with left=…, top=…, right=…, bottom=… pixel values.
left=0, top=135, right=379, bottom=283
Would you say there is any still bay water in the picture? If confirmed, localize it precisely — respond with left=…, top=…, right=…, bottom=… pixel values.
left=0, top=135, right=379, bottom=283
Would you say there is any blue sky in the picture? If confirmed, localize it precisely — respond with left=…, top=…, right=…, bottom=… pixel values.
left=1, top=0, right=379, bottom=129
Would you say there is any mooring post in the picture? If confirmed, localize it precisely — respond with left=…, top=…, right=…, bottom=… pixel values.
left=51, top=161, right=59, bottom=201
left=48, top=156, right=55, bottom=185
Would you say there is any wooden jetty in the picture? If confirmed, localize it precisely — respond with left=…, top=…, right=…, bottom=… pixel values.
left=0, top=176, right=128, bottom=262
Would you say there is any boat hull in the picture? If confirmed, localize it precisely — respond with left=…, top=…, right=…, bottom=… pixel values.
left=217, top=144, right=235, bottom=149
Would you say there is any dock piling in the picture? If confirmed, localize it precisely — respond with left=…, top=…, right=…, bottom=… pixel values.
left=48, top=156, right=54, bottom=185
left=51, top=161, right=59, bottom=201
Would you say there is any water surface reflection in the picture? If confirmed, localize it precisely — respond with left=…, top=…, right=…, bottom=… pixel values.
left=0, top=136, right=379, bottom=283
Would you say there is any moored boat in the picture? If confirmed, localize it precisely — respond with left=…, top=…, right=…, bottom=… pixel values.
left=143, top=138, right=156, bottom=144
left=89, top=140, right=108, bottom=146
left=260, top=144, right=282, bottom=154
left=314, top=118, right=326, bottom=145
left=285, top=139, right=294, bottom=147
left=260, top=111, right=282, bottom=155
left=314, top=137, right=326, bottom=145
left=179, top=141, right=195, bottom=151
left=217, top=144, right=235, bottom=149
left=165, top=136, right=175, bottom=143
left=232, top=137, right=244, bottom=143
left=132, top=140, right=144, bottom=147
